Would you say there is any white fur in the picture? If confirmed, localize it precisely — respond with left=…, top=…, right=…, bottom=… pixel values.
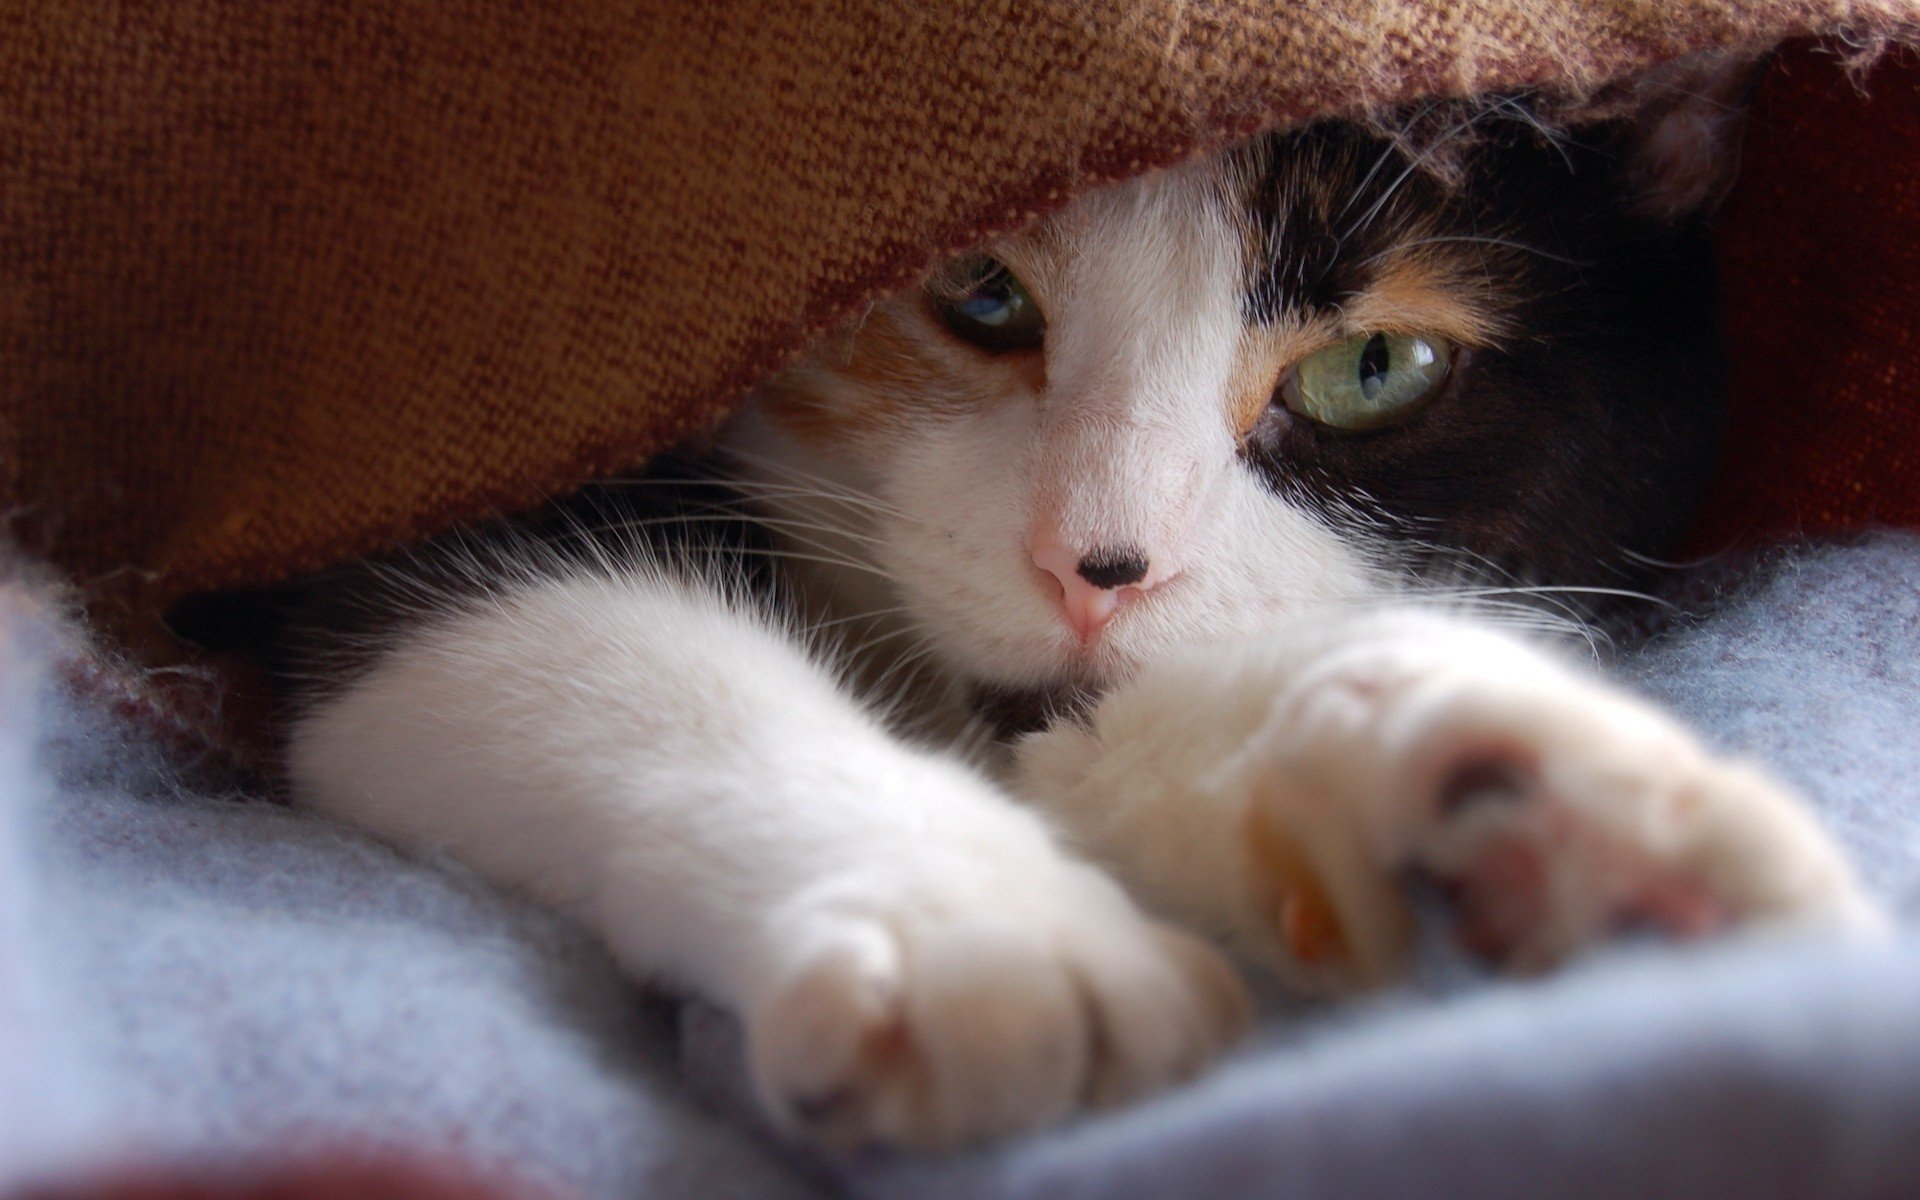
left=726, top=161, right=1383, bottom=695
left=289, top=567, right=1246, bottom=1150
left=290, top=159, right=1884, bottom=1151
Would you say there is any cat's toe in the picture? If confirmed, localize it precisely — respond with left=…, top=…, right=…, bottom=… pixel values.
left=1405, top=699, right=1888, bottom=971
left=1068, top=918, right=1253, bottom=1109
left=747, top=916, right=930, bottom=1148
left=1207, top=622, right=1884, bottom=988
left=747, top=865, right=1249, bottom=1151
left=749, top=908, right=1081, bottom=1150
left=1417, top=785, right=1726, bottom=969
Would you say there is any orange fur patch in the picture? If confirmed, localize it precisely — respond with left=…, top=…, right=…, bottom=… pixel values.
left=1243, top=805, right=1351, bottom=970
left=760, top=288, right=1043, bottom=449
left=1229, top=318, right=1335, bottom=435
left=1227, top=257, right=1504, bottom=434
left=1339, top=253, right=1509, bottom=345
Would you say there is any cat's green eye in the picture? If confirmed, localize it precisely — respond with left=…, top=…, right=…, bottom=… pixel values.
left=1282, top=332, right=1453, bottom=430
left=931, top=256, right=1045, bottom=353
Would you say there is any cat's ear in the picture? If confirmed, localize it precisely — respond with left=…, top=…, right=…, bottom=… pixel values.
left=1604, top=48, right=1771, bottom=223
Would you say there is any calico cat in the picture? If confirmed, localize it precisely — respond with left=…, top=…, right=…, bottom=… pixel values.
left=278, top=77, right=1884, bottom=1151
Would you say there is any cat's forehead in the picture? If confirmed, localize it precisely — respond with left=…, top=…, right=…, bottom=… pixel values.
left=983, top=127, right=1520, bottom=360
left=989, top=159, right=1243, bottom=310
left=997, top=123, right=1522, bottom=347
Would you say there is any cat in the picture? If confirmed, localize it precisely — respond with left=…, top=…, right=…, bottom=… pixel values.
left=274, top=76, right=1885, bottom=1152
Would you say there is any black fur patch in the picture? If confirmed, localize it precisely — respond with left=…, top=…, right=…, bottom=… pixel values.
left=1231, top=110, right=1725, bottom=594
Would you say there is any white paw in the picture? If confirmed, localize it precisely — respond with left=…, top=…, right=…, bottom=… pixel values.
left=745, top=851, right=1249, bottom=1151
left=1227, top=619, right=1889, bottom=985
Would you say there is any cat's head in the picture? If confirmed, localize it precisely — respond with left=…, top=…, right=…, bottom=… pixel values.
left=731, top=77, right=1751, bottom=703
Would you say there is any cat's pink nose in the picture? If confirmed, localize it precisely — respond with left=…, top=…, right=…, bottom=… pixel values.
left=1030, top=537, right=1167, bottom=645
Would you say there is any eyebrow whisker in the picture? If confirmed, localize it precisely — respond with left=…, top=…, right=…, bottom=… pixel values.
left=1354, top=234, right=1587, bottom=271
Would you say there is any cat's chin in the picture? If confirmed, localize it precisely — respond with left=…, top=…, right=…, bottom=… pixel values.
left=947, top=622, right=1175, bottom=738
left=963, top=679, right=1101, bottom=740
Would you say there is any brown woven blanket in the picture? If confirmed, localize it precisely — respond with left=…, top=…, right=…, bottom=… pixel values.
left=4, top=1, right=1919, bottom=680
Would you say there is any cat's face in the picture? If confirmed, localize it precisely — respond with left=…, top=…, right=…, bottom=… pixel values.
left=732, top=110, right=1730, bottom=701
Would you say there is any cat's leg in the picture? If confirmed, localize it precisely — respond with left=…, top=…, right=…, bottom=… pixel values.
left=1017, top=609, right=1886, bottom=993
left=288, top=568, right=1247, bottom=1149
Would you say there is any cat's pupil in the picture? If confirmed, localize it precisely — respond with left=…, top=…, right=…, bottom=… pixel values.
left=932, top=256, right=1044, bottom=352
left=959, top=270, right=1016, bottom=326
left=1356, top=333, right=1391, bottom=401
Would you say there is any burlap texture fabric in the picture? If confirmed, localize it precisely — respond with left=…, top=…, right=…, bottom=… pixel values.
left=2, top=1, right=1918, bottom=681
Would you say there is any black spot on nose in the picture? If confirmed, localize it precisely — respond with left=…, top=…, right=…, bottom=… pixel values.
left=1076, top=549, right=1149, bottom=589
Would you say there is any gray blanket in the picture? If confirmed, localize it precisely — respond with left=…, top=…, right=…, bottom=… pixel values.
left=3, top=536, right=1918, bottom=1200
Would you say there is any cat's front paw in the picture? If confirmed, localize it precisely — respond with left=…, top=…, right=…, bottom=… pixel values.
left=1020, top=613, right=1888, bottom=996
left=745, top=850, right=1249, bottom=1152
left=1229, top=618, right=1889, bottom=984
